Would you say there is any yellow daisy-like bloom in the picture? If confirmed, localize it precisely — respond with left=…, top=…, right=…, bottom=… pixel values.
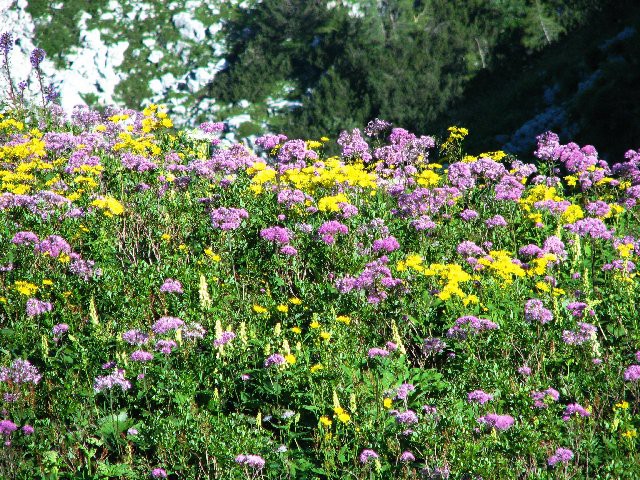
left=291, top=326, right=302, bottom=334
left=253, top=304, right=268, bottom=314
left=161, top=233, right=171, bottom=241
left=319, top=416, right=332, bottom=427
left=285, top=354, right=296, bottom=365
left=336, top=315, right=351, bottom=325
left=383, top=398, right=393, bottom=409
left=310, top=364, right=323, bottom=373
left=288, top=297, right=302, bottom=305
left=91, top=196, right=124, bottom=217
left=310, top=320, right=320, bottom=329
left=337, top=412, right=350, bottom=423
left=14, top=281, right=38, bottom=296
left=615, top=401, right=630, bottom=410
left=277, top=304, right=289, bottom=313
left=320, top=331, right=332, bottom=340
left=204, top=248, right=221, bottom=262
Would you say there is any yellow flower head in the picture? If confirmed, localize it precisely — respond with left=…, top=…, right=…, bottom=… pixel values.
left=253, top=304, right=268, bottom=314
left=14, top=281, right=38, bottom=296
left=320, top=416, right=332, bottom=427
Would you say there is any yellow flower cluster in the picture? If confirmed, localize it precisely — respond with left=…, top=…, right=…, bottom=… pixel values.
left=91, top=196, right=125, bottom=217
left=113, top=132, right=161, bottom=156
left=246, top=156, right=377, bottom=197
left=441, top=126, right=469, bottom=150
left=14, top=281, right=38, bottom=296
left=560, top=204, right=584, bottom=224
left=0, top=135, right=46, bottom=161
left=477, top=250, right=526, bottom=284
left=397, top=254, right=474, bottom=301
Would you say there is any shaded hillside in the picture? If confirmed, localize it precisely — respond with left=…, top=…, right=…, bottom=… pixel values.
left=438, top=0, right=640, bottom=162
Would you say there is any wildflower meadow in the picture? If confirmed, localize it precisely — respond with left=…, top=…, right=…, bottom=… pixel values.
left=2, top=37, right=640, bottom=479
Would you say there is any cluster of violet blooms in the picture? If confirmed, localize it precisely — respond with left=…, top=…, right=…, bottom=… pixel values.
left=0, top=359, right=39, bottom=444
left=93, top=280, right=209, bottom=394
left=11, top=231, right=100, bottom=280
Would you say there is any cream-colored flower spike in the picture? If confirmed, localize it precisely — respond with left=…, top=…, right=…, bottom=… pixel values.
left=199, top=274, right=211, bottom=309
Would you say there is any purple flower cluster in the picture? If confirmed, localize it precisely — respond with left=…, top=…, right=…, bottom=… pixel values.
left=277, top=189, right=307, bottom=208
left=35, top=235, right=72, bottom=258
left=548, top=448, right=574, bottom=466
left=395, top=383, right=416, bottom=400
left=562, top=322, right=597, bottom=345
left=317, top=221, right=349, bottom=245
left=255, top=133, right=288, bottom=151
left=624, top=365, right=640, bottom=382
left=182, top=323, right=206, bottom=340
left=562, top=403, right=590, bottom=421
left=213, top=331, right=236, bottom=347
left=460, top=209, right=478, bottom=221
left=0, top=359, right=42, bottom=385
left=121, top=153, right=158, bottom=172
left=199, top=122, right=224, bottom=134
left=52, top=323, right=69, bottom=342
left=477, top=413, right=514, bottom=431
left=277, top=140, right=318, bottom=171
left=264, top=353, right=286, bottom=368
left=155, top=340, right=178, bottom=355
left=359, top=449, right=379, bottom=464
left=235, top=454, right=266, bottom=470
left=423, top=337, right=447, bottom=356
left=365, top=118, right=392, bottom=137
left=367, top=347, right=390, bottom=358
left=122, top=329, right=149, bottom=345
left=467, top=390, right=494, bottom=405
left=30, top=47, right=45, bottom=68
left=446, top=316, right=499, bottom=340
left=524, top=299, right=553, bottom=324
left=336, top=256, right=403, bottom=304
left=160, top=278, right=183, bottom=294
left=411, top=215, right=437, bottom=231
left=152, top=317, right=184, bottom=335
left=0, top=420, right=18, bottom=436
left=93, top=369, right=131, bottom=393
left=399, top=451, right=415, bottom=462
left=260, top=226, right=292, bottom=245
left=26, top=298, right=53, bottom=317
left=485, top=215, right=507, bottom=228
left=373, top=128, right=434, bottom=169
left=12, top=231, right=39, bottom=245
left=456, top=241, right=485, bottom=257
left=210, top=207, right=249, bottom=230
left=337, top=128, right=372, bottom=162
left=372, top=236, right=400, bottom=253
left=393, top=409, right=419, bottom=425
left=151, top=468, right=168, bottom=478
left=531, top=388, right=560, bottom=408
left=518, top=366, right=532, bottom=376
left=494, top=175, right=525, bottom=201
left=0, top=32, right=14, bottom=55
left=566, top=302, right=592, bottom=318
left=131, top=350, right=153, bottom=362
left=565, top=218, right=613, bottom=240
